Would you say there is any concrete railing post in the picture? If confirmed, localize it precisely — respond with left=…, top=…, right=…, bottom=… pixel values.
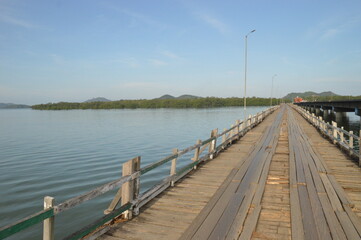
left=235, top=120, right=240, bottom=139
left=332, top=121, right=338, bottom=144
left=192, top=139, right=202, bottom=170
left=359, top=130, right=361, bottom=166
left=349, top=131, right=354, bottom=156
left=209, top=129, right=218, bottom=159
left=43, top=196, right=54, bottom=240
left=340, top=127, right=344, bottom=143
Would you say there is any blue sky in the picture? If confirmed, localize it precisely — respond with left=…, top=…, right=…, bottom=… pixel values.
left=1, top=0, right=361, bottom=105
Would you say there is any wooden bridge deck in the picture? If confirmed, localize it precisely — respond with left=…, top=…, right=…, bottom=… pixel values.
left=98, top=105, right=361, bottom=240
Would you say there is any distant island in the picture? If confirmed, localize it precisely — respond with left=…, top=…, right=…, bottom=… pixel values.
left=156, top=94, right=201, bottom=100
left=284, top=91, right=361, bottom=102
left=84, top=97, right=111, bottom=103
left=0, top=103, right=31, bottom=109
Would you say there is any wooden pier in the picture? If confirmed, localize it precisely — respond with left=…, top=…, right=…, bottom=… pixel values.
left=1, top=104, right=361, bottom=240
left=96, top=105, right=361, bottom=240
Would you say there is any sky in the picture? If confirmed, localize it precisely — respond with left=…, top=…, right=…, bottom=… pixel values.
left=0, top=0, right=361, bottom=105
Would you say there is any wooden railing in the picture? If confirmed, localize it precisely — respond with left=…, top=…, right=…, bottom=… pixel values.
left=293, top=105, right=361, bottom=165
left=0, top=106, right=278, bottom=240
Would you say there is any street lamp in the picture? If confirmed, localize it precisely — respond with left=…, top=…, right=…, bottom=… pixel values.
left=244, top=29, right=255, bottom=119
left=271, top=74, right=277, bottom=106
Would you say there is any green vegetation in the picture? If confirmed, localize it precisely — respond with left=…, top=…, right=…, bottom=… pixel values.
left=283, top=91, right=339, bottom=100
left=300, top=95, right=361, bottom=102
left=32, top=97, right=287, bottom=110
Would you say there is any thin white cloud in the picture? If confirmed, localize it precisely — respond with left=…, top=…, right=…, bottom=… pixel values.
left=148, top=59, right=167, bottom=66
left=197, top=13, right=229, bottom=34
left=102, top=2, right=168, bottom=30
left=161, top=50, right=181, bottom=60
left=0, top=14, right=38, bottom=29
left=320, top=28, right=340, bottom=40
left=120, top=57, right=139, bottom=68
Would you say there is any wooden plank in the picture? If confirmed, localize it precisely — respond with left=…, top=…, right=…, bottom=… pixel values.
left=335, top=211, right=360, bottom=240
left=285, top=112, right=304, bottom=240
left=318, top=194, right=347, bottom=240
left=296, top=138, right=331, bottom=239
left=178, top=168, right=239, bottom=239
left=237, top=205, right=262, bottom=240
left=319, top=173, right=343, bottom=211
left=344, top=205, right=361, bottom=236
left=208, top=108, right=284, bottom=239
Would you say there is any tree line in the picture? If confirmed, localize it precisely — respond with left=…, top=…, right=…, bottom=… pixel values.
left=32, top=97, right=288, bottom=110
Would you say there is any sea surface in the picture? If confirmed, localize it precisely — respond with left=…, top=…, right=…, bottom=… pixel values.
left=0, top=106, right=359, bottom=239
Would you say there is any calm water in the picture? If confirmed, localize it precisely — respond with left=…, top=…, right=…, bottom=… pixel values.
left=1, top=107, right=271, bottom=239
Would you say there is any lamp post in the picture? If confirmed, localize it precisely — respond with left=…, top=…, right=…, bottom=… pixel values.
left=244, top=29, right=255, bottom=119
left=271, top=74, right=277, bottom=106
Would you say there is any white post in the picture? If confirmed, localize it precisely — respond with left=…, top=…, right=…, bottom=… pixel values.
left=192, top=140, right=202, bottom=169
left=359, top=130, right=361, bottom=166
left=43, top=196, right=54, bottom=240
left=349, top=131, right=354, bottom=156
left=332, top=121, right=337, bottom=144
left=209, top=129, right=218, bottom=159
left=340, top=127, right=344, bottom=144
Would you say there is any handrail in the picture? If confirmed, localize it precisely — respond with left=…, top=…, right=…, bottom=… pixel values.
left=292, top=104, right=361, bottom=164
left=0, top=106, right=279, bottom=240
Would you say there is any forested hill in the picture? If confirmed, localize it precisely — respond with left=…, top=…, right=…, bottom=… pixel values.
left=32, top=97, right=286, bottom=110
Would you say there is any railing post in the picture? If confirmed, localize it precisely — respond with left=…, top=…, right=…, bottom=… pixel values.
left=209, top=129, right=218, bottom=159
left=359, top=130, right=361, bottom=166
left=170, top=148, right=178, bottom=187
left=192, top=139, right=202, bottom=169
left=222, top=128, right=227, bottom=146
left=43, top=196, right=54, bottom=240
left=340, top=127, right=344, bottom=144
left=121, top=156, right=140, bottom=219
left=349, top=131, right=354, bottom=156
left=235, top=120, right=240, bottom=139
left=240, top=121, right=245, bottom=135
left=332, top=121, right=337, bottom=144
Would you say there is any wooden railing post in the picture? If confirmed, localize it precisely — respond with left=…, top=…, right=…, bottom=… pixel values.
left=192, top=140, right=202, bottom=169
left=209, top=129, right=218, bottom=159
left=121, top=156, right=140, bottom=219
left=170, top=148, right=178, bottom=186
left=104, top=156, right=140, bottom=215
left=43, top=196, right=54, bottom=240
left=222, top=128, right=227, bottom=146
left=349, top=131, right=354, bottom=156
